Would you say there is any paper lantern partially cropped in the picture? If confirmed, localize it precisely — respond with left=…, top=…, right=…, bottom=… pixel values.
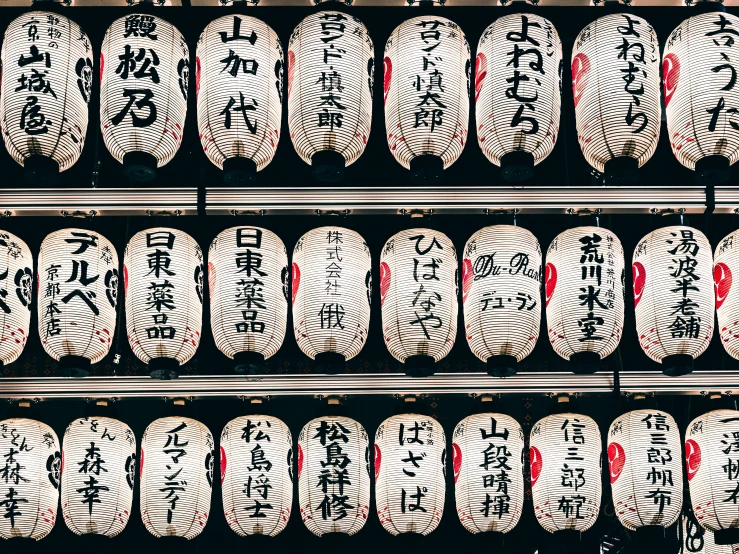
left=545, top=226, right=625, bottom=373
left=453, top=413, right=525, bottom=535
left=381, top=228, right=458, bottom=376
left=287, top=12, right=373, bottom=182
left=529, top=412, right=602, bottom=534
left=682, top=514, right=739, bottom=554
left=124, top=228, right=204, bottom=379
left=706, top=531, right=739, bottom=554
left=61, top=417, right=136, bottom=537
left=292, top=226, right=371, bottom=372
left=0, top=418, right=61, bottom=540
left=0, top=231, right=33, bottom=367
left=196, top=15, right=283, bottom=185
left=572, top=14, right=661, bottom=185
left=375, top=413, right=445, bottom=535
left=297, top=416, right=370, bottom=536
left=209, top=227, right=288, bottom=374
left=384, top=16, right=470, bottom=184
left=664, top=11, right=739, bottom=184
left=714, top=230, right=739, bottom=360
left=100, top=14, right=189, bottom=181
left=633, top=225, right=714, bottom=375
left=476, top=14, right=562, bottom=182
left=37, top=229, right=119, bottom=377
left=140, top=416, right=214, bottom=539
left=221, top=415, right=293, bottom=536
left=463, top=224, right=541, bottom=376
left=0, top=11, right=92, bottom=184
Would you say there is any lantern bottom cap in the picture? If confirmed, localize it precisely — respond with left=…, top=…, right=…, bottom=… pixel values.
left=634, top=525, right=668, bottom=548
left=123, top=151, right=158, bottom=183
left=404, top=355, right=436, bottom=378
left=223, top=157, right=258, bottom=186
left=604, top=156, right=639, bottom=186
left=500, top=151, right=534, bottom=183
left=689, top=0, right=727, bottom=13
left=695, top=155, right=730, bottom=185
left=314, top=352, right=346, bottom=374
left=148, top=357, right=180, bottom=380
left=410, top=155, right=444, bottom=186
left=569, top=352, right=601, bottom=374
left=59, top=355, right=91, bottom=378
left=662, top=354, right=693, bottom=376
left=234, top=351, right=266, bottom=375
left=487, top=355, right=518, bottom=377
left=714, top=528, right=739, bottom=545
left=23, top=154, right=59, bottom=187
left=311, top=151, right=346, bottom=183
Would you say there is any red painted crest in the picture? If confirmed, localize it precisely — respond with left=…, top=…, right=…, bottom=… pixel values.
left=530, top=446, right=542, bottom=487
left=685, top=439, right=701, bottom=482
left=383, top=56, right=392, bottom=106
left=99, top=53, right=105, bottom=85
left=474, top=52, right=487, bottom=104
left=195, top=56, right=202, bottom=101
left=632, top=261, right=646, bottom=308
left=139, top=447, right=144, bottom=478
left=220, top=445, right=227, bottom=485
left=123, top=265, right=129, bottom=297
left=462, top=259, right=473, bottom=305
left=663, top=53, right=680, bottom=108
left=545, top=263, right=557, bottom=307
left=715, top=262, right=732, bottom=310
left=571, top=53, right=590, bottom=109
left=297, top=443, right=304, bottom=478
left=291, top=262, right=300, bottom=306
left=607, top=442, right=626, bottom=484
left=380, top=261, right=391, bottom=307
left=287, top=50, right=295, bottom=100
left=452, top=442, right=462, bottom=483
left=207, top=261, right=216, bottom=303
left=374, top=444, right=382, bottom=480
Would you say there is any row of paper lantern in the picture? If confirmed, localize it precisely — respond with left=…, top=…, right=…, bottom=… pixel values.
left=2, top=404, right=738, bottom=544
left=1, top=8, right=737, bottom=185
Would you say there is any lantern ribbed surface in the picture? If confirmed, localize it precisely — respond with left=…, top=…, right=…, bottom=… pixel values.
left=100, top=15, right=189, bottom=168
left=453, top=413, right=525, bottom=534
left=209, top=227, right=287, bottom=362
left=384, top=16, right=470, bottom=170
left=530, top=412, right=602, bottom=533
left=375, top=413, right=446, bottom=536
left=664, top=12, right=739, bottom=171
left=475, top=14, right=562, bottom=167
left=0, top=418, right=61, bottom=540
left=124, top=228, right=204, bottom=367
left=287, top=12, right=373, bottom=168
left=381, top=228, right=458, bottom=363
left=0, top=12, right=92, bottom=172
left=297, top=416, right=370, bottom=536
left=37, top=228, right=119, bottom=365
left=572, top=14, right=661, bottom=172
left=61, top=417, right=136, bottom=537
left=607, top=409, right=682, bottom=531
left=713, top=231, right=739, bottom=360
left=0, top=231, right=33, bottom=366
left=140, top=416, right=214, bottom=539
left=545, top=226, right=624, bottom=362
left=462, top=225, right=541, bottom=364
left=221, top=415, right=293, bottom=536
left=292, top=226, right=371, bottom=361
left=196, top=15, right=283, bottom=172
left=633, top=225, right=714, bottom=364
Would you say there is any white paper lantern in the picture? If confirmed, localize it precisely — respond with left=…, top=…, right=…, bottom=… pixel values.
left=530, top=412, right=602, bottom=534
left=37, top=228, right=119, bottom=377
left=384, top=16, right=470, bottom=183
left=453, top=413, right=525, bottom=534
left=462, top=224, right=541, bottom=375
left=572, top=14, right=661, bottom=184
left=297, top=416, right=370, bottom=536
left=664, top=11, right=739, bottom=184
left=0, top=417, right=61, bottom=540
left=0, top=11, right=92, bottom=183
left=380, top=228, right=458, bottom=376
left=545, top=226, right=625, bottom=373
left=140, top=416, right=214, bottom=539
left=209, top=226, right=288, bottom=373
left=633, top=225, right=714, bottom=375
left=124, top=228, right=204, bottom=379
left=196, top=15, right=283, bottom=185
left=292, top=226, right=371, bottom=372
left=100, top=14, right=189, bottom=181
left=287, top=11, right=373, bottom=182
left=476, top=14, right=562, bottom=182
left=61, top=417, right=136, bottom=537
left=0, top=231, right=33, bottom=367
left=221, top=415, right=293, bottom=536
left=714, top=231, right=739, bottom=360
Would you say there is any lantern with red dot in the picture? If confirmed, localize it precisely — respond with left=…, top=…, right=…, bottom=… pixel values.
left=714, top=230, right=739, bottom=360
left=0, top=230, right=33, bottom=368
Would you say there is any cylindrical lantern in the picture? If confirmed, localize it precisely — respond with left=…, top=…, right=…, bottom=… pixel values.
left=221, top=415, right=293, bottom=536
left=124, top=228, right=204, bottom=379
left=380, top=228, right=458, bottom=377
left=0, top=11, right=92, bottom=184
left=664, top=11, right=739, bottom=184
left=476, top=14, right=562, bottom=182
left=287, top=12, right=374, bottom=182
left=384, top=16, right=470, bottom=184
left=572, top=13, right=661, bottom=185
left=292, top=226, right=371, bottom=373
left=100, top=14, right=189, bottom=181
left=0, top=231, right=33, bottom=367
left=714, top=230, right=739, bottom=360
left=0, top=417, right=61, bottom=540
left=209, top=226, right=288, bottom=374
left=545, top=225, right=625, bottom=373
left=462, top=224, right=541, bottom=376
left=37, top=228, right=119, bottom=377
left=196, top=15, right=283, bottom=185
left=61, top=416, right=136, bottom=537
left=297, top=416, right=370, bottom=536
left=453, top=412, right=525, bottom=535
left=633, top=224, right=714, bottom=375
left=140, top=416, right=214, bottom=539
